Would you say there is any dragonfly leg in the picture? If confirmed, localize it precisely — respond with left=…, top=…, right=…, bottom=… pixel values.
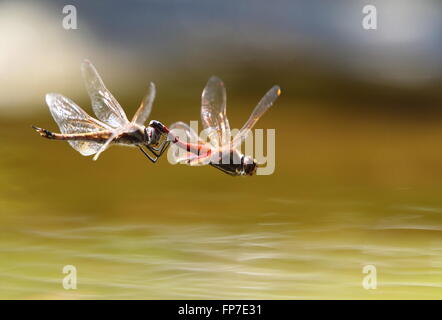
left=148, top=137, right=170, bottom=156
left=155, top=139, right=170, bottom=156
left=150, top=134, right=169, bottom=151
left=139, top=135, right=171, bottom=163
left=159, top=140, right=171, bottom=156
left=138, top=146, right=158, bottom=163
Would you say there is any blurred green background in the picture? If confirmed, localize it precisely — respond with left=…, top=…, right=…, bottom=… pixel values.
left=0, top=0, right=441, bottom=299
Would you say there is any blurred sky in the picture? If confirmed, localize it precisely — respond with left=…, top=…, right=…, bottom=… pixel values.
left=1, top=0, right=441, bottom=115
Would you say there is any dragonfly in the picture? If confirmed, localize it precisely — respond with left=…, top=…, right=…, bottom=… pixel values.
left=165, top=76, right=281, bottom=176
left=32, top=60, right=170, bottom=162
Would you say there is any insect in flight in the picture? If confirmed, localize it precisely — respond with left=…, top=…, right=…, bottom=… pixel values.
left=165, top=76, right=281, bottom=176
left=32, top=60, right=170, bottom=162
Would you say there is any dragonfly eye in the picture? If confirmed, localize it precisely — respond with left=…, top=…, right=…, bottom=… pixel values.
left=145, top=126, right=161, bottom=145
left=242, top=156, right=257, bottom=176
left=144, top=127, right=153, bottom=143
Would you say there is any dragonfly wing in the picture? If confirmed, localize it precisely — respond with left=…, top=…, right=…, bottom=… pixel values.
left=233, top=85, right=281, bottom=148
left=46, top=93, right=112, bottom=156
left=172, top=152, right=211, bottom=166
left=169, top=121, right=202, bottom=144
left=92, top=132, right=117, bottom=161
left=132, top=82, right=155, bottom=125
left=187, top=154, right=212, bottom=166
left=201, top=76, right=230, bottom=148
left=176, top=152, right=212, bottom=166
left=81, top=60, right=129, bottom=128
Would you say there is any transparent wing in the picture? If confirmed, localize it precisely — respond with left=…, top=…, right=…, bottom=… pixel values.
left=172, top=151, right=212, bottom=166
left=46, top=93, right=112, bottom=156
left=201, top=76, right=231, bottom=148
left=132, top=82, right=155, bottom=125
left=233, top=85, right=281, bottom=148
left=81, top=60, right=129, bottom=128
left=187, top=154, right=212, bottom=166
left=169, top=121, right=203, bottom=144
left=92, top=132, right=117, bottom=161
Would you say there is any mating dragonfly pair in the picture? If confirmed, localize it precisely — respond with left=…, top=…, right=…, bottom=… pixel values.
left=33, top=60, right=281, bottom=176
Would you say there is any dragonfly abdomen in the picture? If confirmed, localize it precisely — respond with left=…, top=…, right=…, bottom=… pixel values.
left=32, top=126, right=112, bottom=142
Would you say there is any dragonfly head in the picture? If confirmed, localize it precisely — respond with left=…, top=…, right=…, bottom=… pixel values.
left=144, top=126, right=161, bottom=145
left=241, top=155, right=257, bottom=176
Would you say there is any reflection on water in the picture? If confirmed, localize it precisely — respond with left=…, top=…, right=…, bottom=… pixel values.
left=1, top=197, right=441, bottom=299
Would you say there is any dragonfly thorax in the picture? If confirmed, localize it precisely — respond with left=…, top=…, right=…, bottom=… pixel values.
left=210, top=154, right=257, bottom=176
